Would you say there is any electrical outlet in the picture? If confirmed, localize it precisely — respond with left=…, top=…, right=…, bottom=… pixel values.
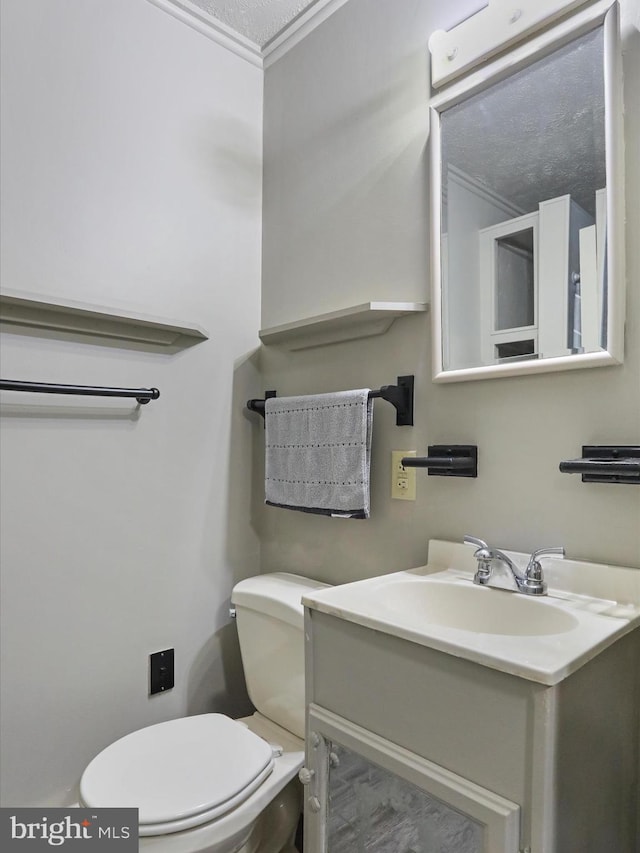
left=391, top=451, right=416, bottom=500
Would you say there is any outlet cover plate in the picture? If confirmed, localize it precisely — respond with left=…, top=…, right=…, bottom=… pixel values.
left=392, top=450, right=416, bottom=500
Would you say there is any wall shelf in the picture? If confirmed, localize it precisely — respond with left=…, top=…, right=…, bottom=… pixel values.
left=0, top=289, right=209, bottom=346
left=258, top=301, right=428, bottom=350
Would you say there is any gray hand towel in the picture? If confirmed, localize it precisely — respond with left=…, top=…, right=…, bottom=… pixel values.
left=264, top=389, right=373, bottom=518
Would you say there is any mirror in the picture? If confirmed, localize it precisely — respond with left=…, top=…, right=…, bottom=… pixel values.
left=430, top=3, right=625, bottom=381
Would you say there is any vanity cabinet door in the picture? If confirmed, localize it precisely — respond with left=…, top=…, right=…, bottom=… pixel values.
left=304, top=705, right=520, bottom=853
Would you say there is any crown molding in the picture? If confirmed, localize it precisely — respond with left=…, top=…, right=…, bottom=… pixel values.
left=262, top=0, right=351, bottom=67
left=148, top=0, right=351, bottom=69
left=145, top=0, right=264, bottom=67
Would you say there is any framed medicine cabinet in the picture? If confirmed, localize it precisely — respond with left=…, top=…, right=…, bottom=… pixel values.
left=428, top=0, right=626, bottom=382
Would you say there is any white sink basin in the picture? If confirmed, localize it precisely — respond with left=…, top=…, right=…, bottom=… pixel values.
left=303, top=540, right=640, bottom=685
left=378, top=579, right=579, bottom=636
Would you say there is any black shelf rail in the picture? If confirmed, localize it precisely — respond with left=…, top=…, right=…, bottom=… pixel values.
left=0, top=379, right=160, bottom=405
left=247, top=375, right=414, bottom=426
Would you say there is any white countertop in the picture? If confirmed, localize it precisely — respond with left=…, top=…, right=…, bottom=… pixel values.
left=303, top=540, right=640, bottom=685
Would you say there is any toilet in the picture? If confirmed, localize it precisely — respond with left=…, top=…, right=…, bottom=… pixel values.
left=79, top=573, right=329, bottom=853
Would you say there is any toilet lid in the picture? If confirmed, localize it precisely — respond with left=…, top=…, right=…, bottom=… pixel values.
left=80, top=714, right=274, bottom=832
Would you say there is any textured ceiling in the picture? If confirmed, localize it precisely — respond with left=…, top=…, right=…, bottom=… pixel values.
left=186, top=0, right=320, bottom=46
left=442, top=25, right=606, bottom=217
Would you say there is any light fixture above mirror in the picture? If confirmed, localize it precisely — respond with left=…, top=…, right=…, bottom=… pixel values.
left=428, top=0, right=625, bottom=382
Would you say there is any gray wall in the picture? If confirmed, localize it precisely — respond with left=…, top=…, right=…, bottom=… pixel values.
left=0, top=0, right=261, bottom=806
left=260, top=0, right=640, bottom=584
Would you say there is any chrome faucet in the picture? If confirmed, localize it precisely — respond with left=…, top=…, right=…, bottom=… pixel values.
left=463, top=536, right=565, bottom=596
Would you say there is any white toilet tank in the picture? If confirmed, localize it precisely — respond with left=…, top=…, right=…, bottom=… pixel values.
left=231, top=572, right=330, bottom=740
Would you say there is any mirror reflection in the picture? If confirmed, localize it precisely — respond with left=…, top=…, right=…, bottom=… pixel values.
left=440, top=24, right=607, bottom=371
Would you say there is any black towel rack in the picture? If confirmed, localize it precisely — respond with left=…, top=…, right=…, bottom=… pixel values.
left=247, top=375, right=414, bottom=426
left=0, top=379, right=160, bottom=405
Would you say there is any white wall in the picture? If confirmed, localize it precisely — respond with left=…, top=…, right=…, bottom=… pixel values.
left=0, top=0, right=262, bottom=806
left=260, top=0, right=640, bottom=582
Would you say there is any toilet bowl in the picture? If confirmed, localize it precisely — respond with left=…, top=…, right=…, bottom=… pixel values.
left=78, top=573, right=329, bottom=853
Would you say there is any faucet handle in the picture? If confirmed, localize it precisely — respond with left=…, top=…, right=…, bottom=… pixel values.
left=463, top=535, right=490, bottom=553
left=464, top=535, right=493, bottom=584
left=523, top=547, right=564, bottom=594
left=528, top=546, right=565, bottom=568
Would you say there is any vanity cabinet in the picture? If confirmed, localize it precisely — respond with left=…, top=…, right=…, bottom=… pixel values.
left=302, top=607, right=639, bottom=853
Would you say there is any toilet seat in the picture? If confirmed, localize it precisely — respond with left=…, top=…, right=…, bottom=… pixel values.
left=80, top=714, right=275, bottom=836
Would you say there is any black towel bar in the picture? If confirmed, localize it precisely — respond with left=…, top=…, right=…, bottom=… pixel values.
left=0, top=379, right=160, bottom=405
left=247, top=375, right=414, bottom=426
